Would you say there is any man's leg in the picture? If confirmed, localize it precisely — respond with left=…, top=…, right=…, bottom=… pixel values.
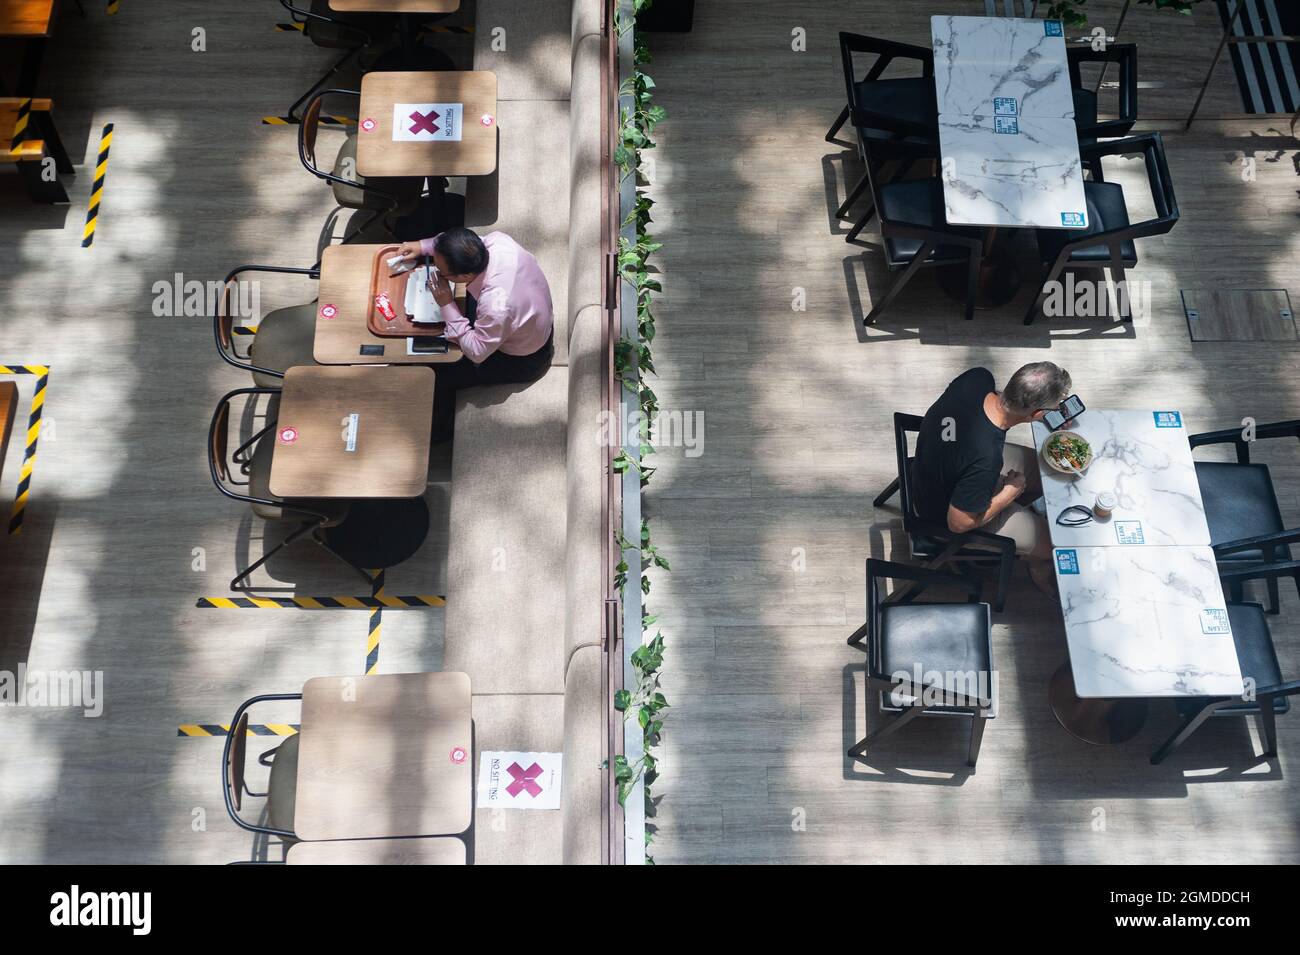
left=431, top=357, right=480, bottom=443
left=987, top=502, right=1053, bottom=560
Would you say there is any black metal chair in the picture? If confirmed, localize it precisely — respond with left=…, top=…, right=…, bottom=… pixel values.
left=299, top=88, right=423, bottom=241
left=1067, top=43, right=1138, bottom=152
left=857, top=134, right=981, bottom=324
left=222, top=693, right=303, bottom=841
left=1151, top=562, right=1300, bottom=765
left=214, top=264, right=319, bottom=387
left=279, top=0, right=395, bottom=123
left=848, top=559, right=995, bottom=769
left=831, top=33, right=940, bottom=243
left=1023, top=132, right=1178, bottom=325
left=209, top=388, right=370, bottom=591
left=1191, top=419, right=1300, bottom=614
left=873, top=412, right=1015, bottom=612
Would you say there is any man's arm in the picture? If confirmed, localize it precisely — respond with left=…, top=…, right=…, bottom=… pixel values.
left=947, top=471, right=1026, bottom=534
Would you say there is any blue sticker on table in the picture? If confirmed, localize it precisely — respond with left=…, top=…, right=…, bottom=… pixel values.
left=1044, top=20, right=1063, bottom=36
left=1115, top=521, right=1145, bottom=545
left=1055, top=549, right=1080, bottom=574
left=993, top=97, right=1018, bottom=116
left=1061, top=211, right=1085, bottom=228
left=1199, top=608, right=1230, bottom=635
left=1153, top=410, right=1183, bottom=428
left=994, top=116, right=1019, bottom=135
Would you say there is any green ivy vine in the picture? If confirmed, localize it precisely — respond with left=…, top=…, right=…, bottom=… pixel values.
left=611, top=0, right=669, bottom=864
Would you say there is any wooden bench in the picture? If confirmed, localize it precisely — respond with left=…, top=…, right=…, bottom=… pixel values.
left=1, top=96, right=72, bottom=203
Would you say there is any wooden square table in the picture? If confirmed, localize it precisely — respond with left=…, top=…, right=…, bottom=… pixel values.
left=356, top=70, right=497, bottom=178
left=1, top=0, right=58, bottom=95
left=293, top=672, right=474, bottom=841
left=268, top=365, right=435, bottom=500
left=287, top=836, right=466, bottom=865
left=313, top=243, right=464, bottom=365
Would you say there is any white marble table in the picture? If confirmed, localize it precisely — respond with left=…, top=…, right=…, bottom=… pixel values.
left=1051, top=545, right=1243, bottom=699
left=931, top=15, right=1088, bottom=230
left=1032, top=409, right=1212, bottom=548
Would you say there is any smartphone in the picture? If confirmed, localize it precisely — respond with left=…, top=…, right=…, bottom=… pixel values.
left=408, top=336, right=449, bottom=355
left=1043, top=394, right=1085, bottom=431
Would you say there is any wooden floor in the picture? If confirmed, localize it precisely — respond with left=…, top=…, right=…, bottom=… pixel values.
left=0, top=6, right=473, bottom=863
left=643, top=0, right=1300, bottom=863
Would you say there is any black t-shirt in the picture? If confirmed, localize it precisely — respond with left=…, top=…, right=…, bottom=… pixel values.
left=911, top=368, right=1007, bottom=523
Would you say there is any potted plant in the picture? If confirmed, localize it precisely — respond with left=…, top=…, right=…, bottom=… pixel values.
left=636, top=0, right=695, bottom=33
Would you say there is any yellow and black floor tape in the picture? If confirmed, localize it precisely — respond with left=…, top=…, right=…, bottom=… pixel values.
left=274, top=21, right=305, bottom=32
left=231, top=324, right=258, bottom=337
left=107, top=0, right=120, bottom=15
left=177, top=723, right=298, bottom=738
left=366, top=570, right=384, bottom=675
left=9, top=97, right=31, bottom=152
left=1, top=365, right=48, bottom=535
left=81, top=123, right=113, bottom=249
left=195, top=594, right=443, bottom=609
left=261, top=115, right=354, bottom=127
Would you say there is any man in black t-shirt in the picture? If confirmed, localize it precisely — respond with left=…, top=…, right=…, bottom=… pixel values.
left=912, top=363, right=1072, bottom=567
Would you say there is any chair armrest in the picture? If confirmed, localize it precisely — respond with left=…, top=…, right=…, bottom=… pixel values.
left=1214, top=529, right=1300, bottom=559
left=1219, top=558, right=1300, bottom=584
left=867, top=557, right=982, bottom=597
left=1257, top=679, right=1300, bottom=698
left=214, top=264, right=320, bottom=376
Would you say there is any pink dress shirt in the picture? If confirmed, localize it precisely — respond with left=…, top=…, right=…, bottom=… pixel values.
left=419, top=231, right=554, bottom=363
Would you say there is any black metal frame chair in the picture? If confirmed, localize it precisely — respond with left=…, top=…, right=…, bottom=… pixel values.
left=847, top=559, right=994, bottom=769
left=874, top=413, right=1016, bottom=612
left=209, top=387, right=371, bottom=591
left=299, top=88, right=416, bottom=241
left=213, top=264, right=319, bottom=383
left=222, top=693, right=303, bottom=840
left=1067, top=43, right=1138, bottom=148
left=857, top=133, right=981, bottom=324
left=1192, top=419, right=1300, bottom=614
left=279, top=0, right=392, bottom=123
left=1023, top=132, right=1178, bottom=325
left=831, top=33, right=940, bottom=243
left=1150, top=562, right=1300, bottom=765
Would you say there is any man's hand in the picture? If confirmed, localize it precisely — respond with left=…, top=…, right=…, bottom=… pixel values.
left=396, top=241, right=424, bottom=262
left=427, top=269, right=454, bottom=307
left=998, top=469, right=1027, bottom=498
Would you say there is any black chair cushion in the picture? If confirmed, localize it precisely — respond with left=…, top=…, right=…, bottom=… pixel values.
left=1034, top=180, right=1138, bottom=265
left=878, top=602, right=992, bottom=698
left=853, top=76, right=937, bottom=132
left=878, top=179, right=976, bottom=265
left=1195, top=461, right=1288, bottom=561
left=1175, top=603, right=1289, bottom=716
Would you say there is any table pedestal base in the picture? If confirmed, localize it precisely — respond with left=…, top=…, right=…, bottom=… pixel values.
left=1048, top=662, right=1147, bottom=745
left=325, top=498, right=429, bottom=570
left=936, top=256, right=1021, bottom=310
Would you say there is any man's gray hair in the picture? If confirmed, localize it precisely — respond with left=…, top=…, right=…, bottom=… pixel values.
left=1001, top=362, right=1072, bottom=416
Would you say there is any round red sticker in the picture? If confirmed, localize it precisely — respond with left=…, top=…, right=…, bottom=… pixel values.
left=360, top=117, right=377, bottom=132
left=319, top=303, right=337, bottom=320
left=450, top=746, right=467, bottom=765
left=278, top=427, right=298, bottom=444
left=480, top=113, right=495, bottom=127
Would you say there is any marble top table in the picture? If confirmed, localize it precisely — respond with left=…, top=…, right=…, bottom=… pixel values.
left=931, top=15, right=1088, bottom=230
left=1031, top=409, right=1211, bottom=548
left=1051, top=545, right=1243, bottom=699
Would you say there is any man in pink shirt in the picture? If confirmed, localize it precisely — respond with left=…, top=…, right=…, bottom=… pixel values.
left=395, top=228, right=555, bottom=441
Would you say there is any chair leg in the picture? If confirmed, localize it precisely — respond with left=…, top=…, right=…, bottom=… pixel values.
left=1109, top=263, right=1133, bottom=323
left=311, top=530, right=380, bottom=588
left=1259, top=697, right=1279, bottom=758
left=231, top=522, right=318, bottom=592
left=845, top=205, right=876, bottom=243
left=847, top=620, right=870, bottom=648
left=287, top=47, right=361, bottom=123
left=993, top=551, right=1013, bottom=613
left=1266, top=574, right=1281, bottom=615
left=32, top=111, right=74, bottom=174
left=1023, top=251, right=1069, bottom=325
left=849, top=702, right=922, bottom=760
left=865, top=241, right=934, bottom=325
left=964, top=244, right=980, bottom=321
left=825, top=104, right=850, bottom=143
left=1150, top=703, right=1216, bottom=765
left=872, top=477, right=900, bottom=508
left=836, top=169, right=871, bottom=218
left=967, top=708, right=989, bottom=768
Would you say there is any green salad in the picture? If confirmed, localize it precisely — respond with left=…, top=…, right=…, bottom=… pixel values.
left=1046, top=433, right=1091, bottom=471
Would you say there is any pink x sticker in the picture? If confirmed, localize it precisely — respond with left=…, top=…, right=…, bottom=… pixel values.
left=360, top=117, right=377, bottom=132
left=278, top=427, right=299, bottom=444
left=319, top=303, right=338, bottom=320
left=450, top=746, right=467, bottom=765
left=480, top=113, right=495, bottom=127
left=505, top=761, right=544, bottom=798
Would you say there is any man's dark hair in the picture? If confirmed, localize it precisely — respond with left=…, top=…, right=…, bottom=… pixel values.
left=433, top=228, right=489, bottom=275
